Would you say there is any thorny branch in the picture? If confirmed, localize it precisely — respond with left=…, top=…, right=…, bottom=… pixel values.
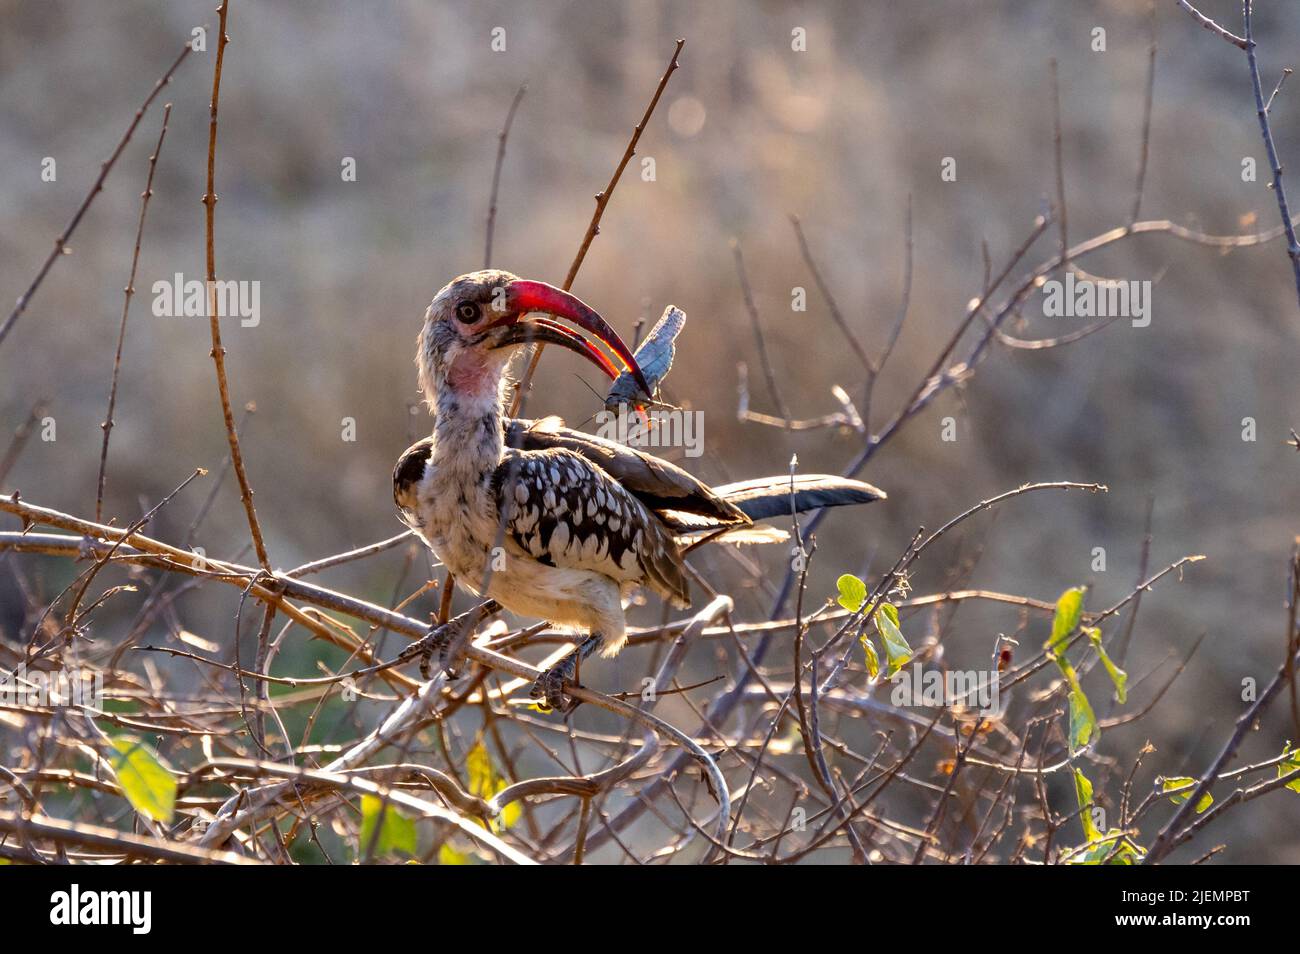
left=1178, top=0, right=1300, bottom=307
left=511, top=38, right=684, bottom=415
left=0, top=40, right=193, bottom=349
left=202, top=0, right=272, bottom=571
left=96, top=104, right=172, bottom=523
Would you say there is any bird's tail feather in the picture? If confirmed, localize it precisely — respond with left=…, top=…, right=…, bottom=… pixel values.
left=668, top=475, right=885, bottom=547
left=716, top=474, right=886, bottom=522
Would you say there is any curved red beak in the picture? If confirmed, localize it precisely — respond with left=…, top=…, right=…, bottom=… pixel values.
left=487, top=316, right=621, bottom=382
left=488, top=279, right=652, bottom=398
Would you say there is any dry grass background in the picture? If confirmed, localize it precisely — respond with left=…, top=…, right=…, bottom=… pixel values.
left=1, top=0, right=1298, bottom=862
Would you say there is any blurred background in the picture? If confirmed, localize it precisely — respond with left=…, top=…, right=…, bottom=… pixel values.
left=1, top=0, right=1298, bottom=861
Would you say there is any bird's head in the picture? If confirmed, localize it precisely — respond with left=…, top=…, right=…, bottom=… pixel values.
left=417, top=269, right=649, bottom=411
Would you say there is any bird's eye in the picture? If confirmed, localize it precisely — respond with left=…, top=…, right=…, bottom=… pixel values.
left=455, top=301, right=480, bottom=324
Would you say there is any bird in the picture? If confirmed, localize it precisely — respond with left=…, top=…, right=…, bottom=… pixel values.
left=394, top=269, right=887, bottom=711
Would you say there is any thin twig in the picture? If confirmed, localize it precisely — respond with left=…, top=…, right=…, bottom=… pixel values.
left=0, top=39, right=193, bottom=349
left=510, top=38, right=683, bottom=415
left=0, top=400, right=49, bottom=486
left=1241, top=1, right=1300, bottom=307
left=484, top=84, right=527, bottom=268
left=1130, top=7, right=1157, bottom=225
left=789, top=214, right=874, bottom=373
left=96, top=104, right=172, bottom=523
left=1265, top=68, right=1293, bottom=114
left=0, top=811, right=259, bottom=865
left=284, top=530, right=414, bottom=578
left=202, top=0, right=271, bottom=570
left=1145, top=548, right=1300, bottom=861
left=1050, top=59, right=1069, bottom=273
left=1175, top=0, right=1248, bottom=50
left=1178, top=0, right=1300, bottom=305
left=732, top=240, right=791, bottom=421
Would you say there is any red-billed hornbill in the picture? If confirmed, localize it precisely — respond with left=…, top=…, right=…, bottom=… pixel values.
left=394, top=270, right=886, bottom=711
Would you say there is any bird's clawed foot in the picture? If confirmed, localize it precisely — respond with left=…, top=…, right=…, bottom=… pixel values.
left=402, top=622, right=457, bottom=681
left=529, top=634, right=604, bottom=714
left=529, top=666, right=579, bottom=714
left=399, top=601, right=503, bottom=682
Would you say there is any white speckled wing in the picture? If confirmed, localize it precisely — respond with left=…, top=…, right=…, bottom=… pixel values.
left=491, top=447, right=691, bottom=607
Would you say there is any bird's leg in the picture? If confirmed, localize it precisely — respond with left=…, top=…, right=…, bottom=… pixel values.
left=399, top=601, right=503, bottom=680
left=398, top=621, right=455, bottom=680
left=530, top=633, right=604, bottom=713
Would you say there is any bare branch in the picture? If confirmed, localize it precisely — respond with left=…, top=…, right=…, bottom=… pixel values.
left=201, top=0, right=272, bottom=570
left=0, top=39, right=193, bottom=349
left=511, top=39, right=684, bottom=414
left=1175, top=0, right=1248, bottom=50
left=484, top=84, right=527, bottom=268
left=96, top=103, right=172, bottom=523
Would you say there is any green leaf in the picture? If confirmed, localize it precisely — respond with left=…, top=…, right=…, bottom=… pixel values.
left=108, top=737, right=176, bottom=824
left=1105, top=840, right=1143, bottom=864
left=836, top=574, right=867, bottom=612
left=1159, top=776, right=1213, bottom=813
left=359, top=794, right=417, bottom=858
left=467, top=740, right=519, bottom=832
left=467, top=740, right=495, bottom=799
left=873, top=603, right=912, bottom=676
left=1057, top=659, right=1098, bottom=754
left=1073, top=768, right=1101, bottom=842
left=859, top=631, right=880, bottom=679
left=1071, top=830, right=1144, bottom=865
left=1085, top=626, right=1128, bottom=704
left=1068, top=689, right=1098, bottom=754
left=1280, top=744, right=1300, bottom=794
left=1046, top=587, right=1085, bottom=656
